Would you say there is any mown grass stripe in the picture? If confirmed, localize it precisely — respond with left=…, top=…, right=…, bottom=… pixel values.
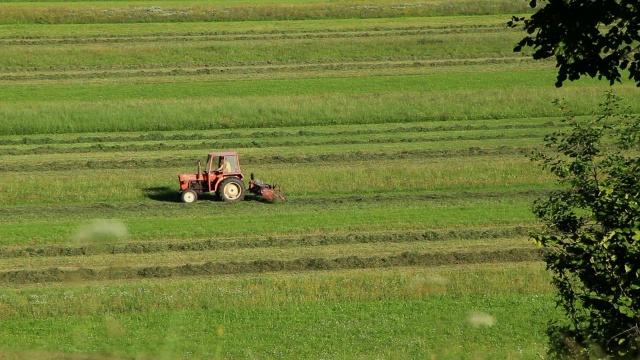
left=2, top=72, right=566, bottom=102
left=2, top=82, right=629, bottom=136
left=0, top=189, right=547, bottom=221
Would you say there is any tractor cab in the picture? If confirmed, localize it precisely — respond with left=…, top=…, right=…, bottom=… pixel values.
left=206, top=152, right=242, bottom=176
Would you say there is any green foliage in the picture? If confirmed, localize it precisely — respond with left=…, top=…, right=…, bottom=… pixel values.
left=509, top=0, right=640, bottom=87
left=531, top=92, right=640, bottom=358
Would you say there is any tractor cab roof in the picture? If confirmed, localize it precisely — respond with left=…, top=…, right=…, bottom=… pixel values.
left=208, top=151, right=238, bottom=157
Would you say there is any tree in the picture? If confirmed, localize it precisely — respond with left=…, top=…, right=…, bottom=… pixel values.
left=508, top=0, right=640, bottom=87
left=531, top=92, right=640, bottom=358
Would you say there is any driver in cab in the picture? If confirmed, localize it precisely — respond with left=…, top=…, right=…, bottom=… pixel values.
left=215, top=157, right=232, bottom=173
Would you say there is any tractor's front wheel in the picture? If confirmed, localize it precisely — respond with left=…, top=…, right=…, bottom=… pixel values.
left=180, top=189, right=198, bottom=203
left=218, top=178, right=245, bottom=202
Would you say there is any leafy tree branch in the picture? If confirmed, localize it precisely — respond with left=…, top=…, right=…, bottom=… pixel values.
left=509, top=0, right=640, bottom=87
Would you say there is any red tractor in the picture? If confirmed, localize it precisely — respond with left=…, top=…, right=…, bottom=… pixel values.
left=178, top=151, right=284, bottom=203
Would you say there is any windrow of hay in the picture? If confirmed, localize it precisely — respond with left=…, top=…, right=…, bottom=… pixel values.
left=0, top=248, right=543, bottom=285
left=0, top=132, right=546, bottom=156
left=0, top=148, right=537, bottom=172
left=0, top=119, right=561, bottom=146
left=0, top=24, right=508, bottom=46
left=0, top=226, right=536, bottom=259
left=0, top=57, right=536, bottom=82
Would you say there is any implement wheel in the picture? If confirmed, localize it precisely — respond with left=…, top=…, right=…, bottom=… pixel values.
left=219, top=178, right=245, bottom=202
left=180, top=189, right=198, bottom=203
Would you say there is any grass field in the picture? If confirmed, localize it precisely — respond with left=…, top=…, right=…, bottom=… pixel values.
left=0, top=0, right=631, bottom=358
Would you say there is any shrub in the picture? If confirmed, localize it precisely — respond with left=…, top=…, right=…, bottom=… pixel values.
left=531, top=92, right=640, bottom=358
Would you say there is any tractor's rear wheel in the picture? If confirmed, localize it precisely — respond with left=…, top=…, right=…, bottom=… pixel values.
left=219, top=178, right=245, bottom=202
left=180, top=189, right=198, bottom=203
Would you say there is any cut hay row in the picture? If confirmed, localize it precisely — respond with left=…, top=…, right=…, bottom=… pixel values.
left=0, top=32, right=526, bottom=71
left=0, top=54, right=537, bottom=74
left=0, top=226, right=535, bottom=259
left=0, top=57, right=537, bottom=82
left=0, top=237, right=534, bottom=272
left=0, top=248, right=542, bottom=285
left=0, top=117, right=556, bottom=169
left=0, top=14, right=519, bottom=38
left=0, top=32, right=523, bottom=66
left=0, top=58, right=546, bottom=87
left=0, top=24, right=509, bottom=46
left=0, top=117, right=561, bottom=146
left=0, top=126, right=552, bottom=156
left=0, top=15, right=525, bottom=75
left=0, top=146, right=535, bottom=172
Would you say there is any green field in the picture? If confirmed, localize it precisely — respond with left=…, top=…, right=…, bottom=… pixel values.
left=0, top=0, right=630, bottom=358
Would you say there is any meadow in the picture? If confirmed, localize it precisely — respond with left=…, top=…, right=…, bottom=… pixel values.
left=0, top=0, right=633, bottom=358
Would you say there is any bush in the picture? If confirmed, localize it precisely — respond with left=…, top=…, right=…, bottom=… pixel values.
left=531, top=92, right=640, bottom=358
